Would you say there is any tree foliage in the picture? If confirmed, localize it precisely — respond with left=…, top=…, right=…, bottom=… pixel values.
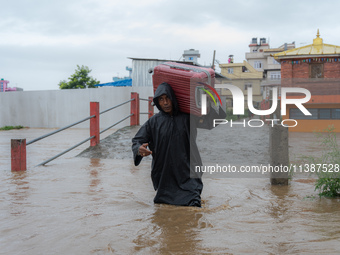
left=59, top=65, right=100, bottom=89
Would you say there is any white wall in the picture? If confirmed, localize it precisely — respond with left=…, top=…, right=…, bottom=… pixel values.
left=0, top=87, right=154, bottom=129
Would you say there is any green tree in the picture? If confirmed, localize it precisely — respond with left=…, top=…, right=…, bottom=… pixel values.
left=59, top=65, right=100, bottom=89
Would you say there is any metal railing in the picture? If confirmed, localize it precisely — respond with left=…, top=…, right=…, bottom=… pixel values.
left=11, top=92, right=153, bottom=171
left=33, top=99, right=134, bottom=166
left=11, top=93, right=154, bottom=171
left=140, top=97, right=153, bottom=116
left=36, top=135, right=96, bottom=166
left=99, top=99, right=134, bottom=134
left=26, top=115, right=95, bottom=146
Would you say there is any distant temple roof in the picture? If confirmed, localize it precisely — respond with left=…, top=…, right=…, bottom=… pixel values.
left=273, top=30, right=340, bottom=59
left=95, top=78, right=132, bottom=87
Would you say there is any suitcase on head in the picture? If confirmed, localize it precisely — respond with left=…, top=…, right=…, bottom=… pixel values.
left=152, top=62, right=217, bottom=116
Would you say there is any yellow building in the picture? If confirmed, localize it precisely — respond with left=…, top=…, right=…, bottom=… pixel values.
left=219, top=60, right=263, bottom=108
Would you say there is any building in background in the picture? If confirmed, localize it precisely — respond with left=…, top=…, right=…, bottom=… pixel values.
left=219, top=60, right=263, bottom=109
left=129, top=57, right=206, bottom=87
left=245, top=37, right=295, bottom=100
left=0, top=78, right=23, bottom=92
left=97, top=49, right=229, bottom=115
left=182, top=49, right=201, bottom=64
left=96, top=66, right=133, bottom=87
left=98, top=50, right=202, bottom=88
left=130, top=58, right=177, bottom=87
left=219, top=38, right=296, bottom=112
left=95, top=78, right=132, bottom=87
left=102, top=49, right=206, bottom=88
left=273, top=30, right=340, bottom=132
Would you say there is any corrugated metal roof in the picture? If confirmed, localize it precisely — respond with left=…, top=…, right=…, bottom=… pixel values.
left=96, top=79, right=132, bottom=87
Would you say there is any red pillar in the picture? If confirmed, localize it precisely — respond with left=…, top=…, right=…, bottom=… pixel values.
left=11, top=139, right=26, bottom=171
left=130, top=92, right=140, bottom=126
left=90, top=102, right=100, bottom=146
left=148, top=96, right=154, bottom=119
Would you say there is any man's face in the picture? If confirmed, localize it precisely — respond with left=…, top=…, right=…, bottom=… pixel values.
left=158, top=94, right=173, bottom=115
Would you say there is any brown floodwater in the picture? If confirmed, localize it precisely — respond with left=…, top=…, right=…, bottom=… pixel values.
left=1, top=126, right=340, bottom=254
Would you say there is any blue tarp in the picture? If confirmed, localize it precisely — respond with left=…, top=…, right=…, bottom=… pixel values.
left=95, top=79, right=132, bottom=87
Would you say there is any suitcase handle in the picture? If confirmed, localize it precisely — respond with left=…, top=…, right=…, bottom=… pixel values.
left=162, top=63, right=212, bottom=86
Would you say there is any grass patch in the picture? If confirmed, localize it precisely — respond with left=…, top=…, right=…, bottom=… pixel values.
left=0, top=125, right=25, bottom=131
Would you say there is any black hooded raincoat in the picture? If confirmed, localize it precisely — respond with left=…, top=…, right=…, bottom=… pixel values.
left=132, top=82, right=203, bottom=207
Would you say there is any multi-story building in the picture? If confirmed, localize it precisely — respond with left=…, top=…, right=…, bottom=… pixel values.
left=219, top=60, right=263, bottom=109
left=218, top=38, right=296, bottom=112
left=245, top=37, right=295, bottom=99
left=273, top=30, right=340, bottom=132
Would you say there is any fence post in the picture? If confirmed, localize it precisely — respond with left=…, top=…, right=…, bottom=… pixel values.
left=148, top=96, right=154, bottom=119
left=90, top=102, right=100, bottom=146
left=11, top=139, right=26, bottom=171
left=130, top=92, right=140, bottom=125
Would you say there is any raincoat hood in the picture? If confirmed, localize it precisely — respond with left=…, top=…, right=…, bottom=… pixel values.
left=153, top=82, right=179, bottom=115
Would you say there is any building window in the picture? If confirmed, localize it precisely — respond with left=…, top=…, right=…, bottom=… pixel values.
left=319, top=109, right=331, bottom=119
left=270, top=72, right=281, bottom=80
left=189, top=57, right=194, bottom=60
left=331, top=109, right=340, bottom=119
left=244, top=84, right=252, bottom=90
left=290, top=108, right=340, bottom=119
left=309, top=64, right=324, bottom=78
left=290, top=108, right=318, bottom=119
left=228, top=68, right=233, bottom=74
left=254, top=61, right=262, bottom=69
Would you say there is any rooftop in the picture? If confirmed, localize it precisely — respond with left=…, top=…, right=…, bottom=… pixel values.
left=96, top=79, right=132, bottom=87
left=273, top=30, right=340, bottom=59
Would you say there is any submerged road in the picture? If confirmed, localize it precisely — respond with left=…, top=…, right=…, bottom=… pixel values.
left=78, top=123, right=270, bottom=167
left=1, top=125, right=340, bottom=254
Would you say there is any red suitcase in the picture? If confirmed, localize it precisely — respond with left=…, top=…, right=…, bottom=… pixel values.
left=152, top=62, right=216, bottom=116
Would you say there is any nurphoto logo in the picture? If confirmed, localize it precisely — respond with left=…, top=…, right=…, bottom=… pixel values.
left=199, top=84, right=312, bottom=128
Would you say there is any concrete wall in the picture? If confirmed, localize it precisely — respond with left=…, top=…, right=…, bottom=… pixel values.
left=0, top=87, right=154, bottom=129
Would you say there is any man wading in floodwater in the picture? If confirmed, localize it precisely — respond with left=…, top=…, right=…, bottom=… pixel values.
left=132, top=82, right=203, bottom=207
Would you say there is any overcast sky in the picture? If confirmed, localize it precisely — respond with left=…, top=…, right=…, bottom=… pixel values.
left=1, top=0, right=340, bottom=91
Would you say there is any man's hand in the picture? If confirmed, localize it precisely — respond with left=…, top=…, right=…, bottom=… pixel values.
left=139, top=143, right=152, bottom=157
